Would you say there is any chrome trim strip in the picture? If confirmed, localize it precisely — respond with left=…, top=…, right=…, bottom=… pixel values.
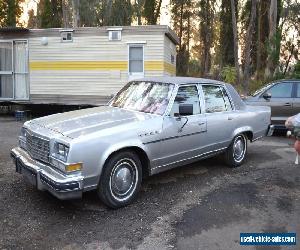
left=144, top=131, right=205, bottom=144
left=152, top=147, right=227, bottom=171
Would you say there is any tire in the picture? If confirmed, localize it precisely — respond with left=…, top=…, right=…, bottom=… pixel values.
left=97, top=150, right=142, bottom=208
left=224, top=134, right=247, bottom=168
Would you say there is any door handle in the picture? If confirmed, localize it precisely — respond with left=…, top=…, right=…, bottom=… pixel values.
left=284, top=103, right=292, bottom=107
left=228, top=116, right=234, bottom=120
left=198, top=122, right=205, bottom=125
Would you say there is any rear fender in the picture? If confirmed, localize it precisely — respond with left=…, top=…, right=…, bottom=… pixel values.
left=232, top=126, right=253, bottom=141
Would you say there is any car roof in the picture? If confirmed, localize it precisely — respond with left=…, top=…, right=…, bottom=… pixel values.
left=134, top=76, right=224, bottom=85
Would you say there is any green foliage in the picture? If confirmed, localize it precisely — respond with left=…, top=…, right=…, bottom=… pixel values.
left=0, top=0, right=24, bottom=27
left=221, top=66, right=236, bottom=84
left=187, top=59, right=201, bottom=77
left=266, top=30, right=282, bottom=69
left=38, top=0, right=63, bottom=28
left=143, top=0, right=162, bottom=25
left=109, top=0, right=132, bottom=26
left=218, top=0, right=237, bottom=67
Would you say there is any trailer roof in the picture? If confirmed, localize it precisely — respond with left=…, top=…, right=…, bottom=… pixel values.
left=0, top=25, right=179, bottom=45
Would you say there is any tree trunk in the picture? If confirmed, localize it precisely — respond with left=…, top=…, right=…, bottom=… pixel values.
left=243, top=0, right=257, bottom=95
left=103, top=0, right=113, bottom=25
left=135, top=0, right=143, bottom=25
left=283, top=44, right=295, bottom=75
left=179, top=2, right=184, bottom=50
left=265, top=0, right=277, bottom=77
left=230, top=0, right=240, bottom=85
left=72, top=0, right=80, bottom=27
left=62, top=0, right=71, bottom=28
left=154, top=0, right=163, bottom=24
left=256, top=0, right=262, bottom=80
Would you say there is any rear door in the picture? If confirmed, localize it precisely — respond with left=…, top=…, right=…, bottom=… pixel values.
left=201, top=84, right=236, bottom=151
left=260, top=82, right=294, bottom=126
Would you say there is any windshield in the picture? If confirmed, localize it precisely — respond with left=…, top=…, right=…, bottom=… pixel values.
left=110, top=81, right=174, bottom=115
left=251, top=83, right=273, bottom=96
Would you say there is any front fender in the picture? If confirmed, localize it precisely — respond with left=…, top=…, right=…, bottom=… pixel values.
left=98, top=139, right=149, bottom=176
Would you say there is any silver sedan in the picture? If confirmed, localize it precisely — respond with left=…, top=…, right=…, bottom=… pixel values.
left=11, top=77, right=273, bottom=208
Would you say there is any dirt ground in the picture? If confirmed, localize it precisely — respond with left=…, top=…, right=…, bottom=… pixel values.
left=0, top=116, right=299, bottom=250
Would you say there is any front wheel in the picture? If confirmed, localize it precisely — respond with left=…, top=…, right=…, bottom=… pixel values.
left=97, top=151, right=142, bottom=208
left=224, top=134, right=247, bottom=168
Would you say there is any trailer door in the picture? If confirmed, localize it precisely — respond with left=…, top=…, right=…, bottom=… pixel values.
left=14, top=41, right=29, bottom=100
left=0, top=41, right=13, bottom=99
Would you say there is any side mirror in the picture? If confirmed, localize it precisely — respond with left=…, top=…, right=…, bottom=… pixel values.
left=262, top=92, right=271, bottom=100
left=178, top=104, right=193, bottom=116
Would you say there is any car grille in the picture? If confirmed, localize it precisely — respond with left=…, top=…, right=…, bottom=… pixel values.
left=26, top=132, right=50, bottom=163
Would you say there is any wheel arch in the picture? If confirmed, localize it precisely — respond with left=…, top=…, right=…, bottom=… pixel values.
left=232, top=126, right=253, bottom=142
left=101, top=146, right=151, bottom=180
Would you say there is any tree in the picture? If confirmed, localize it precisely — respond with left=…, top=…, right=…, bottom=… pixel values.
left=256, top=0, right=270, bottom=78
left=133, top=0, right=145, bottom=25
left=230, top=0, right=240, bottom=85
left=0, top=0, right=24, bottom=27
left=171, top=0, right=194, bottom=76
left=27, top=9, right=37, bottom=28
left=243, top=0, right=257, bottom=94
left=279, top=0, right=300, bottom=76
left=265, top=0, right=278, bottom=77
left=37, top=0, right=63, bottom=28
left=219, top=0, right=237, bottom=67
left=143, top=0, right=163, bottom=25
left=197, top=0, right=215, bottom=76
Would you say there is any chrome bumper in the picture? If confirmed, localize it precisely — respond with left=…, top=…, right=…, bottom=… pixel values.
left=267, top=124, right=275, bottom=136
left=11, top=147, right=84, bottom=200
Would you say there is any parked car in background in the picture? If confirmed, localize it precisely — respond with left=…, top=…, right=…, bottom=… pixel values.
left=11, top=77, right=273, bottom=208
left=245, top=79, right=300, bottom=129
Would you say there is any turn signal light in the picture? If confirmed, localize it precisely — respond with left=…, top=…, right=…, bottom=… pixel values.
left=65, top=163, right=82, bottom=172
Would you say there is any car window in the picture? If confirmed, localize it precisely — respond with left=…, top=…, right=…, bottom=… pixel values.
left=170, top=85, right=200, bottom=116
left=296, top=83, right=300, bottom=97
left=264, top=82, right=293, bottom=98
left=202, top=85, right=229, bottom=113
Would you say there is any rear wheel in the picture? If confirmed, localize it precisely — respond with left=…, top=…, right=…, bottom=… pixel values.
left=97, top=151, right=142, bottom=208
left=224, top=134, right=247, bottom=168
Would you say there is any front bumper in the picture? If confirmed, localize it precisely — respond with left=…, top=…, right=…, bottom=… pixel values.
left=11, top=147, right=84, bottom=200
left=267, top=124, right=275, bottom=136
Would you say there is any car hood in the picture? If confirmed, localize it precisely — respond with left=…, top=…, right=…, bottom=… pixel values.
left=28, top=106, right=156, bottom=139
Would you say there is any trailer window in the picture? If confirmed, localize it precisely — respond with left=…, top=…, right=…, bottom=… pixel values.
left=129, top=46, right=143, bottom=74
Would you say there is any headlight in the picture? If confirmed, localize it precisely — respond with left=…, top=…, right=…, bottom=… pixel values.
left=19, top=127, right=27, bottom=149
left=20, top=127, right=27, bottom=139
left=52, top=142, right=69, bottom=162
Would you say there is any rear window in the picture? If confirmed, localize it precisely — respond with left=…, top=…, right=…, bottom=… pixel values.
left=202, top=85, right=230, bottom=113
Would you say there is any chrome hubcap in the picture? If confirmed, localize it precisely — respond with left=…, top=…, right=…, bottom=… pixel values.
left=233, top=136, right=245, bottom=162
left=110, top=159, right=137, bottom=201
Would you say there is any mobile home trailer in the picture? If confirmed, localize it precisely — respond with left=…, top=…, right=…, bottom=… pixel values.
left=0, top=25, right=178, bottom=106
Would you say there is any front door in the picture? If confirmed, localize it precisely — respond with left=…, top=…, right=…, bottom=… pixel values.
left=157, top=85, right=207, bottom=168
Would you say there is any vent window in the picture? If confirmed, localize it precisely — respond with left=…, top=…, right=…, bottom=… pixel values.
left=109, top=31, right=121, bottom=41
left=61, top=31, right=73, bottom=42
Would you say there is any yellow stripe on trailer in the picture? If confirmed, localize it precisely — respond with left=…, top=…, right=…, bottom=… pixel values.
left=30, top=61, right=128, bottom=70
left=30, top=60, right=176, bottom=74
